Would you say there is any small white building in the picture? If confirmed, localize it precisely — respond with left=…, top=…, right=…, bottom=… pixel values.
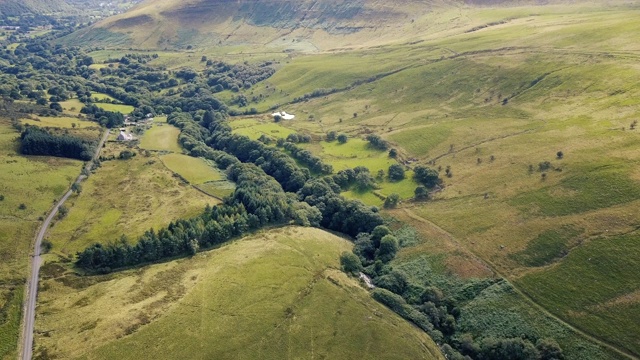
left=271, top=111, right=295, bottom=120
left=117, top=131, right=134, bottom=141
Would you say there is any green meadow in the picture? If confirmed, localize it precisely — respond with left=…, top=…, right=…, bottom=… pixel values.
left=20, top=116, right=97, bottom=129
left=91, top=92, right=117, bottom=102
left=35, top=227, right=444, bottom=360
left=160, top=154, right=223, bottom=185
left=230, top=118, right=296, bottom=140
left=59, top=98, right=86, bottom=115
left=95, top=102, right=134, bottom=114
left=139, top=124, right=182, bottom=153
left=517, top=232, right=640, bottom=356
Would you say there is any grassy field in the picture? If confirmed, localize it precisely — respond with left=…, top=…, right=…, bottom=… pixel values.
left=194, top=180, right=235, bottom=199
left=47, top=142, right=215, bottom=256
left=230, top=118, right=297, bottom=140
left=35, top=227, right=444, bottom=360
left=95, top=103, right=134, bottom=114
left=159, top=154, right=223, bottom=185
left=386, top=210, right=625, bottom=360
left=0, top=119, right=83, bottom=359
left=91, top=92, right=117, bottom=102
left=59, top=98, right=86, bottom=115
left=139, top=124, right=182, bottom=153
left=20, top=116, right=98, bottom=129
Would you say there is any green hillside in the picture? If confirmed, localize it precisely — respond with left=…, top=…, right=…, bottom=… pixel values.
left=0, top=0, right=73, bottom=16
left=5, top=0, right=640, bottom=359
left=35, top=227, right=444, bottom=360
left=206, top=2, right=640, bottom=357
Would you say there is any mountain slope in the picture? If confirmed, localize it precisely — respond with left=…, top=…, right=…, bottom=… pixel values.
left=35, top=227, right=445, bottom=359
left=0, top=0, right=74, bottom=15
left=64, top=0, right=459, bottom=50
left=63, top=0, right=628, bottom=50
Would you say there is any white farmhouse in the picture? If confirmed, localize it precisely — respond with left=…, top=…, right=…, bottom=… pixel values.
left=117, top=131, right=134, bottom=141
left=271, top=111, right=295, bottom=120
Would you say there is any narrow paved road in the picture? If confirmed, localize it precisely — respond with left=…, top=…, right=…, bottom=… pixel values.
left=20, top=129, right=109, bottom=360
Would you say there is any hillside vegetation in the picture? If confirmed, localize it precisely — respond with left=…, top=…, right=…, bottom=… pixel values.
left=35, top=227, right=444, bottom=360
left=194, top=2, right=640, bottom=357
left=5, top=0, right=640, bottom=359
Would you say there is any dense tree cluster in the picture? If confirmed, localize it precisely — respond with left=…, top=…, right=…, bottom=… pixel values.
left=387, top=164, right=405, bottom=181
left=330, top=166, right=377, bottom=191
left=20, top=126, right=94, bottom=160
left=297, top=178, right=383, bottom=237
left=366, top=133, right=389, bottom=150
left=413, top=165, right=441, bottom=188
left=205, top=61, right=275, bottom=93
left=208, top=126, right=311, bottom=193
left=281, top=141, right=333, bottom=174
left=80, top=104, right=124, bottom=128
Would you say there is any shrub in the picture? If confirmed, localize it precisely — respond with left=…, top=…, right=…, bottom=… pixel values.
left=538, top=161, right=552, bottom=171
left=337, top=133, right=348, bottom=144
left=413, top=165, right=441, bottom=188
left=414, top=186, right=428, bottom=200
left=376, top=234, right=399, bottom=262
left=340, top=252, right=363, bottom=274
left=118, top=150, right=136, bottom=160
left=383, top=193, right=400, bottom=208
left=388, top=164, right=405, bottom=181
left=326, top=131, right=337, bottom=141
left=536, top=338, right=564, bottom=360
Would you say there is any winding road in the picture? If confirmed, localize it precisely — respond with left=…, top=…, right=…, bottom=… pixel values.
left=20, top=129, right=109, bottom=360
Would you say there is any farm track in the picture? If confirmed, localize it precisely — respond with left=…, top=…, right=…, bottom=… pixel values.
left=19, top=129, right=110, bottom=360
left=401, top=207, right=639, bottom=360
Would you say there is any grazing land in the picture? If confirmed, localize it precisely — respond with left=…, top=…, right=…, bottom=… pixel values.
left=35, top=227, right=444, bottom=360
left=20, top=116, right=97, bottom=129
left=199, top=4, right=640, bottom=357
left=139, top=124, right=182, bottom=153
left=159, top=154, right=223, bottom=185
left=230, top=118, right=296, bottom=140
left=194, top=180, right=235, bottom=199
left=516, top=232, right=640, bottom=355
left=94, top=103, right=134, bottom=114
left=47, top=141, right=215, bottom=256
left=59, top=99, right=86, bottom=115
left=90, top=93, right=117, bottom=102
left=0, top=119, right=83, bottom=359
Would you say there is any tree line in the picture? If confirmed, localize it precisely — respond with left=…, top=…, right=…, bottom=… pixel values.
left=20, top=126, right=95, bottom=160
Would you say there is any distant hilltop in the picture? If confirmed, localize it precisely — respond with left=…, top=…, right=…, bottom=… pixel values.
left=61, top=0, right=624, bottom=50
